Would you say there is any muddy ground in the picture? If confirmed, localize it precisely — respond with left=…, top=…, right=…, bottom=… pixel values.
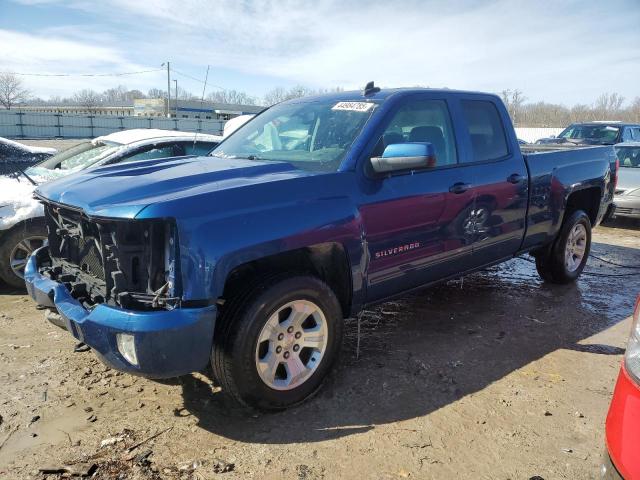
left=0, top=221, right=639, bottom=480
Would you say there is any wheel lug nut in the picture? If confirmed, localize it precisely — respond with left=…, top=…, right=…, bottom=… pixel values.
left=293, top=344, right=300, bottom=352
left=277, top=333, right=284, bottom=340
left=283, top=351, right=290, bottom=359
left=276, top=346, right=282, bottom=354
left=295, top=332, right=301, bottom=339
left=287, top=326, right=294, bottom=333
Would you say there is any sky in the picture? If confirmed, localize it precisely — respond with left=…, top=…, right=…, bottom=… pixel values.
left=1, top=0, right=639, bottom=105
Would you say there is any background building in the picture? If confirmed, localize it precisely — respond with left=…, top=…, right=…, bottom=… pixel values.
left=11, top=99, right=263, bottom=121
left=135, top=98, right=263, bottom=120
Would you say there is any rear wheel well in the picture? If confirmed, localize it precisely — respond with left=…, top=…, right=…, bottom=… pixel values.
left=565, top=187, right=601, bottom=226
left=221, top=243, right=352, bottom=317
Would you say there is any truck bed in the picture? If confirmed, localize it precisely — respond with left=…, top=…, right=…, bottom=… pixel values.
left=520, top=145, right=617, bottom=250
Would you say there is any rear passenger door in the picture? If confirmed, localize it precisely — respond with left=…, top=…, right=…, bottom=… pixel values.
left=456, top=97, right=529, bottom=267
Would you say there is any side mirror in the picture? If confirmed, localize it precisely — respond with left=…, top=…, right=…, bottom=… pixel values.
left=549, top=135, right=556, bottom=138
left=370, top=142, right=436, bottom=174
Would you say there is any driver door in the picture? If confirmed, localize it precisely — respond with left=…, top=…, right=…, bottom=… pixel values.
left=359, top=95, right=479, bottom=301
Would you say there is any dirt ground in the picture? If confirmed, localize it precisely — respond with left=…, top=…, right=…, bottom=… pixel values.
left=0, top=220, right=639, bottom=480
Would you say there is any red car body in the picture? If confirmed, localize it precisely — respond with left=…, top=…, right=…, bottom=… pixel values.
left=603, top=295, right=640, bottom=479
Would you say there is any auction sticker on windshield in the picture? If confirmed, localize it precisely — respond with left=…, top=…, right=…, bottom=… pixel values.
left=332, top=102, right=376, bottom=112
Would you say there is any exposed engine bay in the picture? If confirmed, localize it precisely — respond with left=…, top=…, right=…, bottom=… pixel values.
left=38, top=201, right=178, bottom=310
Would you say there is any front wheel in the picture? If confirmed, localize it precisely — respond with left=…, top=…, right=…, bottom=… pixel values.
left=211, top=275, right=343, bottom=410
left=0, top=219, right=48, bottom=289
left=535, top=210, right=591, bottom=284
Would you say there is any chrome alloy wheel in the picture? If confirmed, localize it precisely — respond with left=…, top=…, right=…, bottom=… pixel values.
left=255, top=300, right=328, bottom=391
left=565, top=223, right=587, bottom=272
left=9, top=235, right=47, bottom=279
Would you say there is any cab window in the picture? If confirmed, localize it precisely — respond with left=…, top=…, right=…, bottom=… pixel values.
left=373, top=99, right=458, bottom=167
left=460, top=100, right=509, bottom=162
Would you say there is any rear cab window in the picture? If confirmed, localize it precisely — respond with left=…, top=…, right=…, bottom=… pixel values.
left=460, top=100, right=509, bottom=163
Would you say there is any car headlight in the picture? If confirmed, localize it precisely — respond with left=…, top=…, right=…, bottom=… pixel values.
left=624, top=295, right=640, bottom=385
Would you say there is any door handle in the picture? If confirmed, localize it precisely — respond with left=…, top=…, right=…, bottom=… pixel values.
left=507, top=173, right=524, bottom=184
left=449, top=182, right=471, bottom=194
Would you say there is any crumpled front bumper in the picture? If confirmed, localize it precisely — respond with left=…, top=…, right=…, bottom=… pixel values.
left=24, top=247, right=216, bottom=378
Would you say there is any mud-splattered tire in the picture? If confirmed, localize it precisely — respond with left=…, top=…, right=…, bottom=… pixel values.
left=0, top=219, right=47, bottom=290
left=211, top=275, right=343, bottom=410
left=535, top=210, right=591, bottom=284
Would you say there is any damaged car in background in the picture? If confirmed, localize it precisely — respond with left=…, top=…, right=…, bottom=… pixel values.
left=0, top=129, right=221, bottom=289
left=25, top=85, right=617, bottom=410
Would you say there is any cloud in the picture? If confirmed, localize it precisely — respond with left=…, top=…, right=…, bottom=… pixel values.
left=4, top=0, right=640, bottom=103
left=0, top=28, right=164, bottom=97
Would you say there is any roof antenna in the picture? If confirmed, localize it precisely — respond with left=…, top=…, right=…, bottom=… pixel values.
left=363, top=81, right=380, bottom=96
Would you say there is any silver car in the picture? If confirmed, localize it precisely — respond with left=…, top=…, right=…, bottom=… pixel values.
left=613, top=142, right=640, bottom=219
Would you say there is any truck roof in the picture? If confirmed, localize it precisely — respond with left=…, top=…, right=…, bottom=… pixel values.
left=283, top=87, right=498, bottom=104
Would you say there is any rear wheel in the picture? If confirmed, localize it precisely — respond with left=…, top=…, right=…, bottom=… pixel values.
left=535, top=210, right=591, bottom=284
left=0, top=220, right=47, bottom=289
left=211, top=275, right=343, bottom=410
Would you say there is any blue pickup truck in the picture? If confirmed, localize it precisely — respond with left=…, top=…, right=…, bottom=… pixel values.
left=25, top=85, right=617, bottom=409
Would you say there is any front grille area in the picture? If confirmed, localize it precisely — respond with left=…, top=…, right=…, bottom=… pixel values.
left=40, top=202, right=177, bottom=310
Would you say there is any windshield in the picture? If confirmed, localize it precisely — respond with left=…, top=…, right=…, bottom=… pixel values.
left=558, top=124, right=620, bottom=144
left=25, top=140, right=121, bottom=180
left=210, top=99, right=378, bottom=172
left=615, top=146, right=640, bottom=168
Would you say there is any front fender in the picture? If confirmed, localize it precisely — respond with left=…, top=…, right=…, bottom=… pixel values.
left=175, top=196, right=365, bottom=305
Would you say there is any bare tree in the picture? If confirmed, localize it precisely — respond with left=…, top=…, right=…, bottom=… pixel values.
left=147, top=88, right=165, bottom=99
left=103, top=85, right=128, bottom=103
left=175, top=86, right=197, bottom=100
left=594, top=92, right=625, bottom=118
left=0, top=73, right=30, bottom=109
left=263, top=87, right=287, bottom=106
left=629, top=97, right=640, bottom=123
left=500, top=89, right=526, bottom=125
left=207, top=89, right=256, bottom=105
left=72, top=89, right=103, bottom=111
left=263, top=85, right=318, bottom=106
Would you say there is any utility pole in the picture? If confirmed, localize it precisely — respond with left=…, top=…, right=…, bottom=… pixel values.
left=174, top=79, right=178, bottom=117
left=166, top=61, right=171, bottom=118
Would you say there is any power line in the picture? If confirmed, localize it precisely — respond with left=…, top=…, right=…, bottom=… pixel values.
left=0, top=68, right=164, bottom=78
left=169, top=68, right=226, bottom=91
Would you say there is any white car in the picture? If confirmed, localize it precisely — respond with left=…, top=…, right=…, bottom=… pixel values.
left=0, top=129, right=221, bottom=288
left=223, top=114, right=255, bottom=137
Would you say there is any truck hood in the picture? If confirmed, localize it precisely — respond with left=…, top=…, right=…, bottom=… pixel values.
left=35, top=156, right=316, bottom=218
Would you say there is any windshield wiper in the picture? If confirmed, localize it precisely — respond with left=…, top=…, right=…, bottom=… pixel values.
left=10, top=165, right=38, bottom=186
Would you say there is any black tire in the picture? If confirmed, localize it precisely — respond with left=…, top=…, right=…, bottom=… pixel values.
left=211, top=274, right=343, bottom=410
left=0, top=219, right=48, bottom=290
left=535, top=210, right=591, bottom=284
left=534, top=254, right=557, bottom=282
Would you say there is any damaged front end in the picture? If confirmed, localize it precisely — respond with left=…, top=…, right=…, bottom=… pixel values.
left=38, top=202, right=179, bottom=310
